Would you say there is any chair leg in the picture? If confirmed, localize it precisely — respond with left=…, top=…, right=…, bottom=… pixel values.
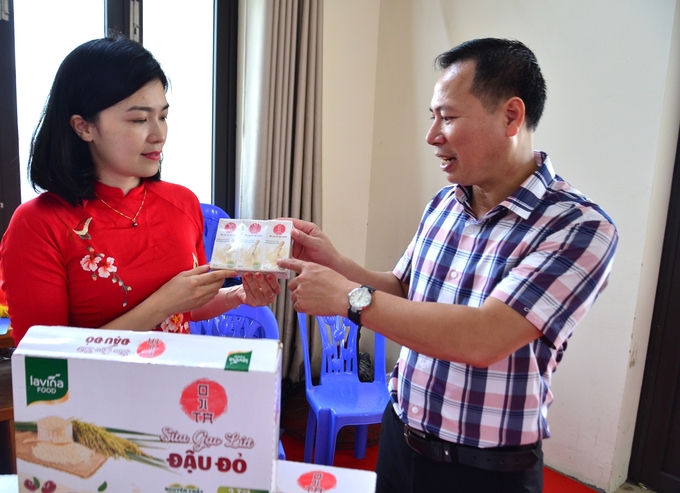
left=304, top=408, right=316, bottom=463
left=325, top=422, right=340, bottom=467
left=353, top=424, right=369, bottom=459
left=313, top=409, right=332, bottom=465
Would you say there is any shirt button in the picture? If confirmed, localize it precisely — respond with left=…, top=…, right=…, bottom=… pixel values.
left=411, top=406, right=419, bottom=414
left=465, top=226, right=476, bottom=235
left=450, top=271, right=458, bottom=279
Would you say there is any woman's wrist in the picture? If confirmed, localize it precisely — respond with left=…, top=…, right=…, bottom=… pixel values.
left=224, top=286, right=242, bottom=311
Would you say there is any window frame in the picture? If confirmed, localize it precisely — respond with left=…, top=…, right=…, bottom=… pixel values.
left=0, top=0, right=22, bottom=236
left=212, top=0, right=238, bottom=216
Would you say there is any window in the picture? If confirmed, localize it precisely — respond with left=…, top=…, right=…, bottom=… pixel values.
left=0, top=0, right=238, bottom=231
left=143, top=0, right=214, bottom=203
left=14, top=0, right=105, bottom=204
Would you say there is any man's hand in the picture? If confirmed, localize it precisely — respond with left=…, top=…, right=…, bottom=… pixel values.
left=278, top=257, right=355, bottom=316
left=287, top=219, right=343, bottom=270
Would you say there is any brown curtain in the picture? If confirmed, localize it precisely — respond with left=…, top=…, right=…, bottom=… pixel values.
left=238, top=0, right=323, bottom=382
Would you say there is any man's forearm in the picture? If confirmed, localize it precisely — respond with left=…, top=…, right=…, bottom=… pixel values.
left=332, top=254, right=408, bottom=298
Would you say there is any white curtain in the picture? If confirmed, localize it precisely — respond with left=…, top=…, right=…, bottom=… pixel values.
left=238, top=0, right=323, bottom=381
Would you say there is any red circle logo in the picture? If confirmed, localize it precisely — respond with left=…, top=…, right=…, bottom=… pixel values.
left=297, top=471, right=337, bottom=491
left=180, top=379, right=228, bottom=423
left=249, top=223, right=262, bottom=234
left=224, top=222, right=237, bottom=232
left=273, top=223, right=286, bottom=235
left=136, top=338, right=166, bottom=358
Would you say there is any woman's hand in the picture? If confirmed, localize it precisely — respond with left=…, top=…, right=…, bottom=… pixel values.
left=155, top=265, right=233, bottom=314
left=191, top=271, right=282, bottom=322
left=102, top=265, right=237, bottom=330
left=238, top=271, right=282, bottom=306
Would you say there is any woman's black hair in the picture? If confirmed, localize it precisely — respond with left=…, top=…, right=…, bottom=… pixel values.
left=29, top=37, right=168, bottom=205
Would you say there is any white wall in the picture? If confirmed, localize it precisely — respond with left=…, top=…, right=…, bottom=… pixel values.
left=321, top=1, right=381, bottom=265
left=322, top=0, right=680, bottom=491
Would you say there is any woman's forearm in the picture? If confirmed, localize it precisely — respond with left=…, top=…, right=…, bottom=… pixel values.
left=190, top=286, right=242, bottom=322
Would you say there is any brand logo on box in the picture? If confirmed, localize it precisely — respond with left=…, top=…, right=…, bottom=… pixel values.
left=137, top=338, right=167, bottom=358
left=224, top=351, right=252, bottom=372
left=217, top=486, right=269, bottom=493
left=164, top=484, right=203, bottom=493
left=24, top=356, right=69, bottom=405
left=180, top=379, right=228, bottom=423
left=217, top=488, right=268, bottom=493
left=297, top=470, right=338, bottom=491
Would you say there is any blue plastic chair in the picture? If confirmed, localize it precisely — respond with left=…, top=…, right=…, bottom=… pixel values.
left=190, top=305, right=285, bottom=460
left=200, top=203, right=230, bottom=262
left=189, top=304, right=279, bottom=340
left=296, top=313, right=390, bottom=465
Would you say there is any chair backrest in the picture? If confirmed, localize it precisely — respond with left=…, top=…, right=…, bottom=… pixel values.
left=297, top=313, right=387, bottom=387
left=191, top=304, right=279, bottom=340
left=200, top=203, right=230, bottom=262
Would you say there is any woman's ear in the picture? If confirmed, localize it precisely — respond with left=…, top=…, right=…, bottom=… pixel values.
left=70, top=115, right=94, bottom=142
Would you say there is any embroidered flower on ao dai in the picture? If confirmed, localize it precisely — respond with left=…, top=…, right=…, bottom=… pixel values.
left=161, top=313, right=190, bottom=334
left=97, top=257, right=118, bottom=278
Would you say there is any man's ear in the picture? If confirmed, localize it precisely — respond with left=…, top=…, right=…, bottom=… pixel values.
left=503, top=97, right=526, bottom=138
left=70, top=115, right=95, bottom=142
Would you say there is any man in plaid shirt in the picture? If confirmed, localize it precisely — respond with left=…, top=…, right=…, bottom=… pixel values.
left=280, top=38, right=618, bottom=493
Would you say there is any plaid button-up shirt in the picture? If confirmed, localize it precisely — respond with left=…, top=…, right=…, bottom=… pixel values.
left=390, top=151, right=618, bottom=448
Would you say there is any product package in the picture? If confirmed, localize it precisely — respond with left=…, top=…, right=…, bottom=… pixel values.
left=210, top=219, right=293, bottom=279
left=12, top=326, right=282, bottom=493
left=275, top=460, right=377, bottom=493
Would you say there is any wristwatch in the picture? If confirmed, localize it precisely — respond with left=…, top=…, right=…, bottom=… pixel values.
left=347, top=285, right=376, bottom=326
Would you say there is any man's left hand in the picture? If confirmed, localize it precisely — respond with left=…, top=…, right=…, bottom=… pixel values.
left=278, top=258, right=354, bottom=315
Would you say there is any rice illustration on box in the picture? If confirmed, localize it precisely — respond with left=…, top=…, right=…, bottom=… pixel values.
left=12, top=326, right=282, bottom=493
left=16, top=415, right=156, bottom=479
left=211, top=219, right=292, bottom=279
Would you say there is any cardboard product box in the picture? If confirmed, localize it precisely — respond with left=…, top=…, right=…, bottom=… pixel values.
left=210, top=219, right=292, bottom=279
left=275, top=461, right=377, bottom=493
left=12, top=326, right=282, bottom=493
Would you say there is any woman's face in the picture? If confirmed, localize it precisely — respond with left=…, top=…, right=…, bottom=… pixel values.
left=71, top=79, right=169, bottom=193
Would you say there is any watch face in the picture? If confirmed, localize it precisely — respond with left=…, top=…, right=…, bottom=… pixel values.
left=349, top=287, right=372, bottom=310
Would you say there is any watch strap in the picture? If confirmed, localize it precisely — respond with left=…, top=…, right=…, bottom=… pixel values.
left=348, top=306, right=362, bottom=326
left=347, top=285, right=375, bottom=326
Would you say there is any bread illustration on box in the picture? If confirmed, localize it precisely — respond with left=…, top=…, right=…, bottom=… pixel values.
left=16, top=415, right=164, bottom=479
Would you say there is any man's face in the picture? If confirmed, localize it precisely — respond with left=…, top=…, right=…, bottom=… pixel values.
left=426, top=61, right=508, bottom=188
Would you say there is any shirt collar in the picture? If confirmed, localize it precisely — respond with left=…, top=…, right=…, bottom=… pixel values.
left=93, top=180, right=146, bottom=200
left=454, top=151, right=555, bottom=220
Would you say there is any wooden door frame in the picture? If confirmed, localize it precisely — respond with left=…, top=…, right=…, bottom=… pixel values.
left=628, top=122, right=680, bottom=490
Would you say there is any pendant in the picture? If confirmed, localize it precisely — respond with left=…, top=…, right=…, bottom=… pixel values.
left=132, top=222, right=138, bottom=227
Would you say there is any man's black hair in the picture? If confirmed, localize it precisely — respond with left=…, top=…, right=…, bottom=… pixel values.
left=435, top=38, right=546, bottom=131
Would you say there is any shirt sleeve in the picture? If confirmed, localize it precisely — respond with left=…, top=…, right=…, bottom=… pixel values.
left=490, top=213, right=618, bottom=350
left=393, top=235, right=415, bottom=285
left=0, top=199, right=70, bottom=345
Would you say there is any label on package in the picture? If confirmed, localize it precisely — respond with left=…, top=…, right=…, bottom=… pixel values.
left=210, top=219, right=292, bottom=279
